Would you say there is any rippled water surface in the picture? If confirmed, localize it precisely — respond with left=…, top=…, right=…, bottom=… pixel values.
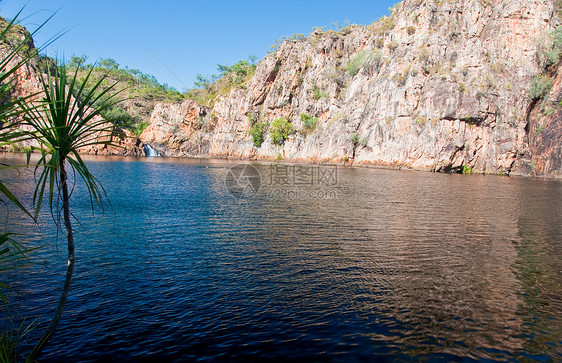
left=1, top=155, right=561, bottom=362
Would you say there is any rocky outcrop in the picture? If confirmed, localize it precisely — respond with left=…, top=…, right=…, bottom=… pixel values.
left=77, top=124, right=145, bottom=156
left=141, top=0, right=561, bottom=177
left=140, top=100, right=211, bottom=156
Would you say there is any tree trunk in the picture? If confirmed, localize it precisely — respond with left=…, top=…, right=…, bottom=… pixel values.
left=29, top=158, right=75, bottom=360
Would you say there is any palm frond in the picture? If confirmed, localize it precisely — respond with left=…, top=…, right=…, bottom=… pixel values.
left=19, top=59, right=124, bottom=220
left=0, top=9, right=54, bottom=219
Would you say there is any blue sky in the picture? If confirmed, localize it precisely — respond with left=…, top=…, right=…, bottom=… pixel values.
left=0, top=0, right=396, bottom=91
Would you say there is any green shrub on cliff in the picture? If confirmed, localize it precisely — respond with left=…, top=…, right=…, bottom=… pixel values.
left=312, top=86, right=330, bottom=100
left=270, top=117, right=294, bottom=145
left=535, top=26, right=562, bottom=67
left=134, top=121, right=150, bottom=136
left=217, top=60, right=257, bottom=86
left=546, top=26, right=562, bottom=65
left=185, top=57, right=257, bottom=107
left=249, top=119, right=268, bottom=147
left=529, top=75, right=552, bottom=100
left=300, top=113, right=318, bottom=130
left=350, top=133, right=367, bottom=146
left=462, top=165, right=474, bottom=174
left=346, top=49, right=382, bottom=76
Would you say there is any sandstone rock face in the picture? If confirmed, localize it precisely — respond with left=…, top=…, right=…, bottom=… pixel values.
left=77, top=122, right=144, bottom=157
left=140, top=100, right=211, bottom=156
left=142, top=0, right=561, bottom=177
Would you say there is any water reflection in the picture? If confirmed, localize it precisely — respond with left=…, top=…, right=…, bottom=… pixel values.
left=513, top=179, right=562, bottom=359
left=0, top=155, right=560, bottom=361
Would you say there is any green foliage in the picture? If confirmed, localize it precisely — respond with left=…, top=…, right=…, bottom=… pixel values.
left=383, top=15, right=395, bottom=27
left=66, top=55, right=87, bottom=69
left=462, top=165, right=474, bottom=174
left=193, top=73, right=217, bottom=89
left=329, top=20, right=351, bottom=32
left=101, top=105, right=137, bottom=128
left=300, top=113, right=318, bottom=129
left=22, top=61, right=119, bottom=216
left=6, top=143, right=31, bottom=153
left=536, top=124, right=546, bottom=133
left=547, top=48, right=560, bottom=65
left=133, top=121, right=149, bottom=136
left=98, top=58, right=119, bottom=69
left=529, top=75, right=552, bottom=100
left=0, top=16, right=38, bottom=59
left=65, top=56, right=183, bottom=132
left=269, top=34, right=306, bottom=52
left=545, top=26, right=562, bottom=66
left=270, top=117, right=294, bottom=145
left=0, top=329, right=18, bottom=363
left=249, top=119, right=268, bottom=148
left=0, top=322, right=34, bottom=363
left=312, top=86, right=330, bottom=100
left=351, top=133, right=367, bottom=146
left=534, top=26, right=562, bottom=67
left=67, top=57, right=183, bottom=100
left=185, top=57, right=257, bottom=107
left=217, top=60, right=257, bottom=85
left=553, top=25, right=562, bottom=49
left=371, top=16, right=395, bottom=36
left=346, top=49, right=382, bottom=76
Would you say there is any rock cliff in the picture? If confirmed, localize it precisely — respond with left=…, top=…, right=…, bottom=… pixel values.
left=2, top=0, right=561, bottom=177
left=141, top=0, right=562, bottom=177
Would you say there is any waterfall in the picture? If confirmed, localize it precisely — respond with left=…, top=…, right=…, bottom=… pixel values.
left=143, top=144, right=160, bottom=157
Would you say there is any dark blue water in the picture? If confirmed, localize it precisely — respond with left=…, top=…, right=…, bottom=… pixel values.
left=1, top=154, right=561, bottom=362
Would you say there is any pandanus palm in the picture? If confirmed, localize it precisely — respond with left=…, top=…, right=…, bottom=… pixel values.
left=20, top=61, right=123, bottom=359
